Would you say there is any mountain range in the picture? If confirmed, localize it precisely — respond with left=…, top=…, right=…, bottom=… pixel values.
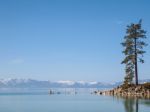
left=0, top=78, right=149, bottom=88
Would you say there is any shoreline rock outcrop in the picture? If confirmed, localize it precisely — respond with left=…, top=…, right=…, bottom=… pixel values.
left=94, top=83, right=150, bottom=99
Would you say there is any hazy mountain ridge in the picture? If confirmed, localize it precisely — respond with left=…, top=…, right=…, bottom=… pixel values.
left=0, top=79, right=149, bottom=88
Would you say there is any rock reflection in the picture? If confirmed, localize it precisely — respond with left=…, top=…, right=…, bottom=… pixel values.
left=113, top=95, right=150, bottom=112
left=123, top=97, right=150, bottom=112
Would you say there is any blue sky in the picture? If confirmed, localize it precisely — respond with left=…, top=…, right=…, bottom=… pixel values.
left=0, top=0, right=150, bottom=82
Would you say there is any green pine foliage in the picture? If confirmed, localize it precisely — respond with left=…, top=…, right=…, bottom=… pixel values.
left=121, top=20, right=147, bottom=85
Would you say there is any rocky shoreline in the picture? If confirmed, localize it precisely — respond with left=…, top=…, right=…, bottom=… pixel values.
left=94, top=83, right=150, bottom=99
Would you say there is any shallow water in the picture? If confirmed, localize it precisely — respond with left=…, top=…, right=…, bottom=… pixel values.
left=0, top=88, right=149, bottom=112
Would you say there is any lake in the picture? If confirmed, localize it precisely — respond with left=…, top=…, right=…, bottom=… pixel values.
left=0, top=88, right=149, bottom=112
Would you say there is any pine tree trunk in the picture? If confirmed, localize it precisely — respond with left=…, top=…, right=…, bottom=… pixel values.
left=134, top=38, right=138, bottom=85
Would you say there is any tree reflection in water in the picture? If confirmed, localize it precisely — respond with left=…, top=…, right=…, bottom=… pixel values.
left=123, top=97, right=139, bottom=112
left=135, top=99, right=139, bottom=112
left=112, top=95, right=150, bottom=112
left=124, top=98, right=134, bottom=112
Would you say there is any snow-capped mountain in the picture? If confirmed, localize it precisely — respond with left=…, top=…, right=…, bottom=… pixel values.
left=0, top=78, right=149, bottom=88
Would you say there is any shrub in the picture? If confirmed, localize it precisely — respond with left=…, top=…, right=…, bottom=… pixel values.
left=141, top=82, right=150, bottom=89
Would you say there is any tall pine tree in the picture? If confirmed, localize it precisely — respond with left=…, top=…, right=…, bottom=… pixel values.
left=122, top=20, right=147, bottom=85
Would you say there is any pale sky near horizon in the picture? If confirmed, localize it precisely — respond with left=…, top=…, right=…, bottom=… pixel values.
left=0, top=0, right=150, bottom=82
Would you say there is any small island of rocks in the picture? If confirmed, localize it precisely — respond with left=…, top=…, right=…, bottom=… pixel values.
left=94, top=82, right=150, bottom=99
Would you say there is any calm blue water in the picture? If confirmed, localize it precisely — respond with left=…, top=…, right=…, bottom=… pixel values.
left=0, top=88, right=149, bottom=112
